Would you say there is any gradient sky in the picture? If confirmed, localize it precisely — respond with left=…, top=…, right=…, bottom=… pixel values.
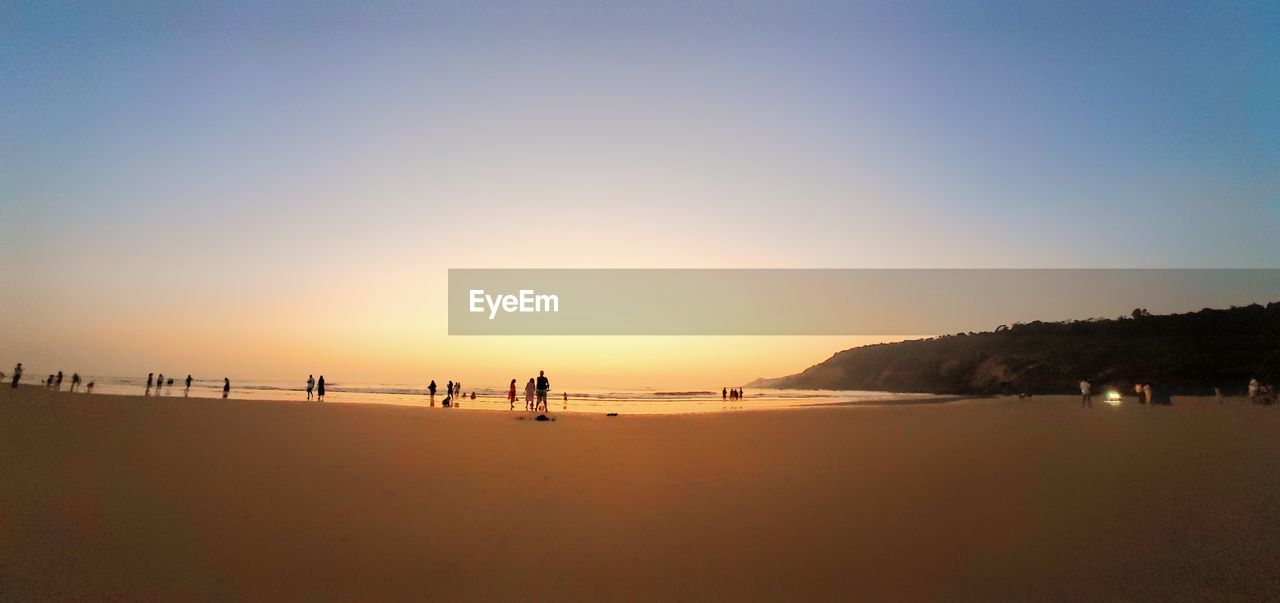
left=2, top=1, right=1278, bottom=387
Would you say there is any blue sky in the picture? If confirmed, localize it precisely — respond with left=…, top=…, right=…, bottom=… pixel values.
left=2, top=1, right=1278, bottom=383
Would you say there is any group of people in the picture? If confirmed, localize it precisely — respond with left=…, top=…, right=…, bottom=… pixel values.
left=1248, top=378, right=1276, bottom=405
left=1078, top=380, right=1164, bottom=406
left=427, top=379, right=475, bottom=408
left=145, top=372, right=198, bottom=396
left=1076, top=378, right=1274, bottom=407
left=305, top=375, right=326, bottom=401
left=507, top=371, right=553, bottom=411
left=722, top=387, right=745, bottom=401
left=6, top=364, right=96, bottom=394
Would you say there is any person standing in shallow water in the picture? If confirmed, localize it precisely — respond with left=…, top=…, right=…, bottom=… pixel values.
left=524, top=378, right=536, bottom=410
left=146, top=373, right=154, bottom=395
left=306, top=374, right=315, bottom=400
left=185, top=374, right=193, bottom=396
left=508, top=379, right=517, bottom=410
left=222, top=378, right=230, bottom=399
left=317, top=375, right=325, bottom=401
left=428, top=380, right=437, bottom=405
left=10, top=363, right=21, bottom=388
left=536, top=370, right=550, bottom=412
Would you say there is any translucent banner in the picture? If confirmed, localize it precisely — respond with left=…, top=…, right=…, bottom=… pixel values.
left=448, top=269, right=1280, bottom=335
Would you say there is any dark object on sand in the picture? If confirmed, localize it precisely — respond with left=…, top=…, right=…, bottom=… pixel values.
left=535, top=414, right=551, bottom=422
left=606, top=413, right=618, bottom=417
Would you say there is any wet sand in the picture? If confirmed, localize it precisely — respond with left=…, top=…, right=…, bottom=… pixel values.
left=2, top=386, right=1278, bottom=600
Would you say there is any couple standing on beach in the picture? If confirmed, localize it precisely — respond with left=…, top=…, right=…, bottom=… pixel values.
left=305, top=375, right=326, bottom=401
left=509, top=371, right=550, bottom=411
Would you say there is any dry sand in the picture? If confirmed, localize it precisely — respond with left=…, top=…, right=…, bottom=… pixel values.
left=2, top=386, right=1278, bottom=601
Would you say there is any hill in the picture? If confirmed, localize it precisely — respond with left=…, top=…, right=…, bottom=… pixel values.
left=749, top=303, right=1280, bottom=395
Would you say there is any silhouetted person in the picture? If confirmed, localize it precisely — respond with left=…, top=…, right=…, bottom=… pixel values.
left=146, top=373, right=154, bottom=395
left=317, top=376, right=326, bottom=401
left=10, top=363, right=22, bottom=388
left=470, top=391, right=475, bottom=400
left=508, top=379, right=517, bottom=409
left=86, top=381, right=94, bottom=394
left=525, top=378, right=535, bottom=410
left=156, top=373, right=164, bottom=395
left=1080, top=380, right=1092, bottom=408
left=447, top=380, right=454, bottom=399
left=223, top=377, right=230, bottom=399
left=536, top=370, right=550, bottom=411
left=71, top=372, right=81, bottom=392
left=428, top=379, right=437, bottom=404
left=46, top=375, right=54, bottom=389
left=185, top=374, right=193, bottom=396
left=55, top=371, right=63, bottom=391
left=306, top=374, right=315, bottom=400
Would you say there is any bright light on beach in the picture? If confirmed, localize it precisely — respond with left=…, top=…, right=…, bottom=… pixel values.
left=1105, top=391, right=1122, bottom=405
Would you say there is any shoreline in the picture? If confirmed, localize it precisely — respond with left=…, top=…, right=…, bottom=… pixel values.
left=0, top=383, right=962, bottom=415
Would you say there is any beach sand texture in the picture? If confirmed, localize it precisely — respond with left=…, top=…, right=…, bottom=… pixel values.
left=3, top=386, right=1278, bottom=600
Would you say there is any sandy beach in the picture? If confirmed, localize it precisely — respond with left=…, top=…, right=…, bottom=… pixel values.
left=2, top=386, right=1278, bottom=601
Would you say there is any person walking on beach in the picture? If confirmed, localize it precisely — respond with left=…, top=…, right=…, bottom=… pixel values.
left=10, top=363, right=21, bottom=388
left=317, top=375, right=326, bottom=401
left=156, top=373, right=165, bottom=395
left=146, top=373, right=154, bottom=395
left=46, top=375, right=54, bottom=389
left=524, top=378, right=536, bottom=410
left=1079, top=379, right=1092, bottom=408
left=446, top=380, right=454, bottom=399
left=54, top=371, right=63, bottom=391
left=508, top=379, right=517, bottom=410
left=536, top=370, right=550, bottom=412
left=428, top=380, right=437, bottom=404
left=722, top=387, right=727, bottom=401
left=306, top=374, right=315, bottom=400
left=71, top=372, right=81, bottom=392
left=222, top=378, right=230, bottom=398
left=86, top=381, right=94, bottom=394
left=185, top=374, right=193, bottom=396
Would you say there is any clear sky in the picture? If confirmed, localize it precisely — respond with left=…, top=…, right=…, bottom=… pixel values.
left=2, top=1, right=1278, bottom=387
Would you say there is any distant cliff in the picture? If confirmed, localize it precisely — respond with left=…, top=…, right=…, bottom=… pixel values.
left=749, top=303, right=1280, bottom=395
